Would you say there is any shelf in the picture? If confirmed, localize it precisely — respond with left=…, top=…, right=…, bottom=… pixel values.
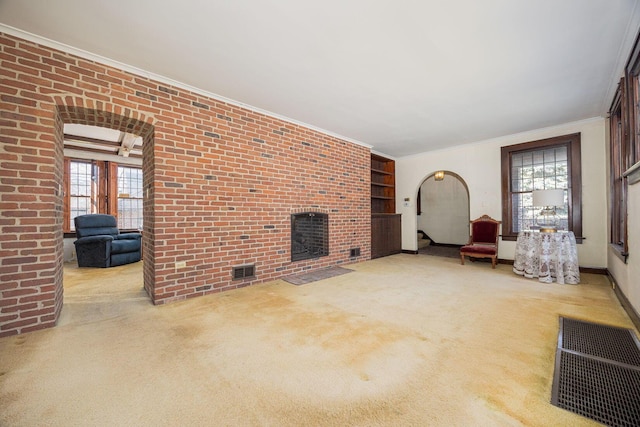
left=370, top=153, right=399, bottom=259
left=370, top=153, right=396, bottom=215
left=371, top=168, right=393, bottom=175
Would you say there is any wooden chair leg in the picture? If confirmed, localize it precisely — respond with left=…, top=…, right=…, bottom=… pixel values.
left=460, top=254, right=465, bottom=265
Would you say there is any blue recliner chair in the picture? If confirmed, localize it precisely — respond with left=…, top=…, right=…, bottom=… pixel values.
left=74, top=214, right=142, bottom=268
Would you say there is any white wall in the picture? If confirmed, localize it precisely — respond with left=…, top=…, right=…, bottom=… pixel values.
left=63, top=238, right=76, bottom=263
left=418, top=175, right=469, bottom=245
left=395, top=118, right=608, bottom=268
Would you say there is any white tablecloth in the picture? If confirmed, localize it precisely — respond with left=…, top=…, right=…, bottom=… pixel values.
left=512, top=231, right=580, bottom=284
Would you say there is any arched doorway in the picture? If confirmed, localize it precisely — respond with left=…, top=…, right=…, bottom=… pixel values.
left=416, top=171, right=469, bottom=254
left=54, top=102, right=155, bottom=307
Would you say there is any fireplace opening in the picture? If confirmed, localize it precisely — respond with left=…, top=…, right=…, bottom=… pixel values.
left=291, top=212, right=329, bottom=262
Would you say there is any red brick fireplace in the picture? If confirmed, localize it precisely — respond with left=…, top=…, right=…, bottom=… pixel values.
left=0, top=32, right=371, bottom=337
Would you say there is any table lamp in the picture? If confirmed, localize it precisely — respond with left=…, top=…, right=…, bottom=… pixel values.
left=532, top=189, right=564, bottom=232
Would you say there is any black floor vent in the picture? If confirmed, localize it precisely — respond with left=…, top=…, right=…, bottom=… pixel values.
left=560, top=318, right=640, bottom=366
left=232, top=264, right=255, bottom=280
left=551, top=317, right=640, bottom=427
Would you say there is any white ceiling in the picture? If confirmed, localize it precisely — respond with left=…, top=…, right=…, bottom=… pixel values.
left=63, top=124, right=143, bottom=162
left=2, top=0, right=640, bottom=157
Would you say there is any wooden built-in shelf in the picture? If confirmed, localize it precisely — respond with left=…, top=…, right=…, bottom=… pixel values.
left=371, top=168, right=393, bottom=175
left=370, top=154, right=396, bottom=214
left=370, top=153, right=401, bottom=258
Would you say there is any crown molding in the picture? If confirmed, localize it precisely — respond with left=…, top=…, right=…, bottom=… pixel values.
left=0, top=24, right=372, bottom=151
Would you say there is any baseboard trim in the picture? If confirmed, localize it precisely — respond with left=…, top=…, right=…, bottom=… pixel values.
left=410, top=253, right=608, bottom=276
left=580, top=267, right=607, bottom=275
left=608, top=272, right=640, bottom=332
left=429, top=243, right=463, bottom=248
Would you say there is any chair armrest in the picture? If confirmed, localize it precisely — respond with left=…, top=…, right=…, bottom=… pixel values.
left=116, top=233, right=142, bottom=241
left=75, top=235, right=114, bottom=244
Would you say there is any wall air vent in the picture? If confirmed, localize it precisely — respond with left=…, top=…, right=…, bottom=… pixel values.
left=232, top=264, right=255, bottom=280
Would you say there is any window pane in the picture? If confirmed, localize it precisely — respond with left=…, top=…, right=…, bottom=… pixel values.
left=556, top=190, right=568, bottom=231
left=544, top=176, right=557, bottom=189
left=70, top=162, right=91, bottom=197
left=117, top=166, right=143, bottom=230
left=507, top=144, right=570, bottom=233
left=543, top=164, right=556, bottom=176
left=511, top=192, right=536, bottom=232
left=69, top=161, right=92, bottom=230
left=543, top=148, right=556, bottom=163
left=533, top=151, right=543, bottom=165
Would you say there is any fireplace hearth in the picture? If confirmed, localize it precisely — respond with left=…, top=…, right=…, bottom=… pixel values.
left=291, top=212, right=328, bottom=262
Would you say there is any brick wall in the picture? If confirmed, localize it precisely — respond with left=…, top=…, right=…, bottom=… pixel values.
left=0, top=33, right=371, bottom=337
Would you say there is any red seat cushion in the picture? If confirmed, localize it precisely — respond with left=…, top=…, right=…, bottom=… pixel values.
left=460, top=244, right=496, bottom=255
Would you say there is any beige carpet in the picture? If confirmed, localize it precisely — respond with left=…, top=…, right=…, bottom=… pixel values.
left=0, top=254, right=635, bottom=426
left=419, top=243, right=462, bottom=259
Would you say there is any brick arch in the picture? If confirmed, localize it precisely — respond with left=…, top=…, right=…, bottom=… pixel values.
left=53, top=99, right=157, bottom=306
left=53, top=96, right=155, bottom=139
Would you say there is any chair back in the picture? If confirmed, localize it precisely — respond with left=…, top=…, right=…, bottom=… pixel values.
left=74, top=214, right=120, bottom=238
left=470, top=215, right=500, bottom=245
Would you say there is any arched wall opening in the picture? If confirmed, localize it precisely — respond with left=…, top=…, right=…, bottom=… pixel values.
left=416, top=171, right=470, bottom=247
left=54, top=101, right=156, bottom=304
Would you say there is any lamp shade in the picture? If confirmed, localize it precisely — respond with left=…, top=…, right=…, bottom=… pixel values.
left=532, top=189, right=564, bottom=207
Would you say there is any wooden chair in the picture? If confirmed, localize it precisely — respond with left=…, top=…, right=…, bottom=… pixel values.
left=460, top=215, right=501, bottom=269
